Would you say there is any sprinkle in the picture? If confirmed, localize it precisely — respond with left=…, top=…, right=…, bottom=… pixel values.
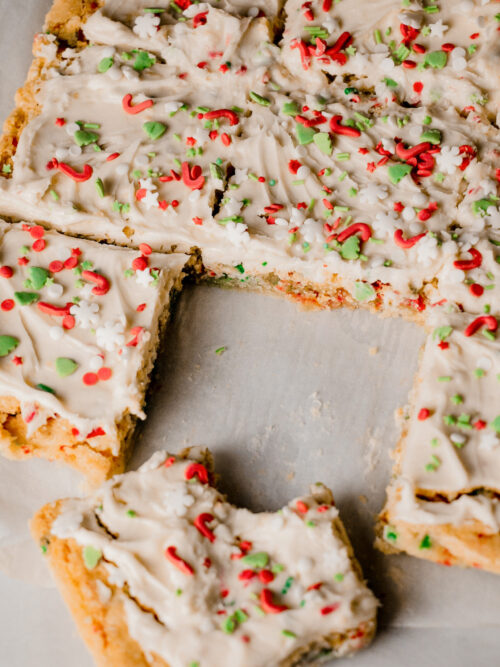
left=83, top=545, right=102, bottom=570
left=215, top=346, right=226, bottom=355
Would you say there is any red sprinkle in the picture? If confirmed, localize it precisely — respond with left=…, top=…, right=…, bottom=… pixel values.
left=87, top=427, right=105, bottom=438
left=1, top=299, right=14, bottom=311
left=184, top=462, right=209, bottom=484
left=469, top=283, right=484, bottom=297
left=453, top=248, right=482, bottom=271
left=0, top=266, right=13, bottom=278
left=132, top=256, right=148, bottom=272
left=29, top=225, right=45, bottom=239
left=122, top=93, right=154, bottom=115
left=58, top=162, right=93, bottom=182
left=82, top=270, right=110, bottom=296
left=49, top=260, right=64, bottom=273
left=106, top=152, right=120, bottom=161
left=139, top=243, right=152, bottom=256
left=393, top=229, right=426, bottom=249
left=83, top=372, right=98, bottom=386
left=97, top=367, right=112, bottom=381
left=464, top=315, right=498, bottom=337
left=194, top=513, right=216, bottom=542
left=321, top=603, right=340, bottom=615
left=258, top=569, right=275, bottom=583
left=32, top=239, right=46, bottom=252
left=418, top=408, right=431, bottom=421
left=296, top=500, right=308, bottom=514
left=260, top=589, right=288, bottom=614
left=165, top=546, right=194, bottom=576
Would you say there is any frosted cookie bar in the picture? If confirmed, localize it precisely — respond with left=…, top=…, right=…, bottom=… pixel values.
left=32, top=448, right=377, bottom=666
left=0, top=221, right=187, bottom=483
left=378, top=310, right=500, bottom=572
left=211, top=94, right=500, bottom=315
left=281, top=0, right=500, bottom=124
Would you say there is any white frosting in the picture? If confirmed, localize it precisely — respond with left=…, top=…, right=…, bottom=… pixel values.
left=51, top=452, right=377, bottom=665
left=0, top=221, right=186, bottom=452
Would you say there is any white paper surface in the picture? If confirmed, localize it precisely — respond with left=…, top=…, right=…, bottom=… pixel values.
left=1, top=2, right=500, bottom=665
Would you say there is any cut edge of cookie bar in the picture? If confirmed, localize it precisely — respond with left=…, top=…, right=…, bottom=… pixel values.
left=31, top=447, right=377, bottom=666
left=376, top=312, right=500, bottom=574
left=0, top=224, right=188, bottom=485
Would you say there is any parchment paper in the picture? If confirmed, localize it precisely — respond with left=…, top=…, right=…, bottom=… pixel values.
left=1, top=3, right=499, bottom=665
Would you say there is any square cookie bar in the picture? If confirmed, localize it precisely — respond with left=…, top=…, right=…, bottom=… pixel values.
left=378, top=310, right=500, bottom=573
left=32, top=447, right=377, bottom=666
left=0, top=221, right=187, bottom=483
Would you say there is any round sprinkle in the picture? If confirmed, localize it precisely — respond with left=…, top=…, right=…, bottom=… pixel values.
left=0, top=266, right=13, bottom=278
left=83, top=372, right=99, bottom=386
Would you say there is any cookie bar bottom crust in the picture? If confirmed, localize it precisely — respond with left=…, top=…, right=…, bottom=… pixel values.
left=377, top=501, right=500, bottom=575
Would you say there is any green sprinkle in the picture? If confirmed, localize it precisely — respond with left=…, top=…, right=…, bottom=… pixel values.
left=420, top=129, right=441, bottom=145
left=74, top=129, right=99, bottom=147
left=354, top=281, right=375, bottom=302
left=475, top=368, right=485, bottom=378
left=433, top=325, right=452, bottom=341
left=384, top=77, right=398, bottom=88
left=49, top=189, right=59, bottom=201
left=451, top=394, right=463, bottom=405
left=340, top=236, right=360, bottom=260
left=28, top=266, right=49, bottom=290
left=234, top=609, right=248, bottom=624
left=490, top=416, right=500, bottom=434
left=335, top=152, right=350, bottom=161
left=2, top=164, right=12, bottom=174
left=0, top=336, right=20, bottom=357
left=295, top=123, right=317, bottom=145
left=215, top=346, right=226, bottom=355
left=241, top=552, right=268, bottom=568
left=419, top=534, right=432, bottom=549
left=438, top=376, right=451, bottom=382
left=210, top=163, right=224, bottom=180
left=55, top=357, right=78, bottom=377
left=282, top=101, right=300, bottom=116
left=313, top=132, right=333, bottom=155
left=14, top=291, right=39, bottom=306
left=36, top=383, right=55, bottom=394
left=234, top=263, right=245, bottom=274
left=143, top=121, right=166, bottom=140
left=97, top=56, right=114, bottom=72
left=221, top=617, right=236, bottom=634
left=271, top=563, right=284, bottom=573
left=374, top=29, right=382, bottom=44
left=384, top=525, right=398, bottom=543
left=249, top=91, right=271, bottom=106
left=425, top=51, right=448, bottom=69
left=334, top=573, right=344, bottom=582
left=388, top=163, right=412, bottom=184
left=75, top=546, right=99, bottom=577
left=281, top=576, right=294, bottom=595
left=133, top=50, right=155, bottom=71
left=282, top=630, right=297, bottom=638
left=95, top=178, right=105, bottom=198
